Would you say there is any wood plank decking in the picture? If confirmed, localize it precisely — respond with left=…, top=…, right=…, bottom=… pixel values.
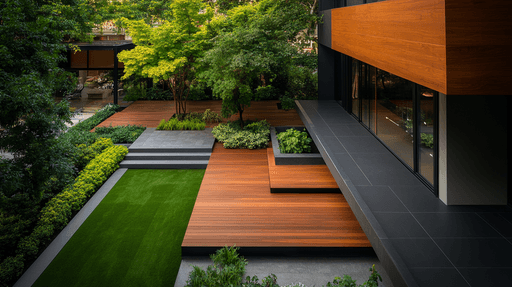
left=96, top=100, right=304, bottom=128
left=182, top=143, right=371, bottom=252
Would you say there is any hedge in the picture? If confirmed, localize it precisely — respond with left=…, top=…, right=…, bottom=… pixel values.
left=0, top=144, right=128, bottom=286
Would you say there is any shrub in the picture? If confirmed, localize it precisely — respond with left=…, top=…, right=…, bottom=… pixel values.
left=156, top=118, right=206, bottom=130
left=186, top=246, right=383, bottom=287
left=254, top=85, right=278, bottom=101
left=286, top=65, right=318, bottom=100
left=212, top=120, right=270, bottom=149
left=94, top=125, right=146, bottom=143
left=277, top=128, right=312, bottom=154
left=280, top=96, right=296, bottom=110
left=0, top=145, right=128, bottom=286
left=74, top=137, right=114, bottom=171
left=420, top=133, right=434, bottom=148
left=186, top=246, right=247, bottom=287
left=202, top=109, right=223, bottom=123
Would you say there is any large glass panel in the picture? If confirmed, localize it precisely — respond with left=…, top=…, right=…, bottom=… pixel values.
left=369, top=66, right=377, bottom=133
left=418, top=85, right=435, bottom=184
left=361, top=63, right=370, bottom=127
left=375, top=69, right=414, bottom=168
left=351, top=59, right=360, bottom=119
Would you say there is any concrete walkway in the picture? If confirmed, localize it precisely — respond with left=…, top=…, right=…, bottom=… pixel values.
left=175, top=256, right=392, bottom=287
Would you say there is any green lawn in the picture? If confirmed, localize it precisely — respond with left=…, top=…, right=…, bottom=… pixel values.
left=34, top=169, right=205, bottom=287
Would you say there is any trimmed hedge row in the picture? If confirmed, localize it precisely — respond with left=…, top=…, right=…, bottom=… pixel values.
left=0, top=144, right=128, bottom=286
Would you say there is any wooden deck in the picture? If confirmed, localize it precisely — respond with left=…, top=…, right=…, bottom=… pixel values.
left=267, top=148, right=340, bottom=193
left=182, top=142, right=371, bottom=251
left=96, top=100, right=304, bottom=128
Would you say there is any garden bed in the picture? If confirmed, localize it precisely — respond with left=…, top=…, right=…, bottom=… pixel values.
left=271, top=126, right=324, bottom=165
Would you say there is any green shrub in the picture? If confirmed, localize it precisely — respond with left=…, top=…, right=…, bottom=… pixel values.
left=156, top=118, right=206, bottom=130
left=420, top=133, right=434, bottom=148
left=212, top=120, right=270, bottom=149
left=286, top=65, right=318, bottom=100
left=202, top=109, right=223, bottom=123
left=186, top=246, right=247, bottom=287
left=254, top=85, right=278, bottom=101
left=277, top=128, right=312, bottom=153
left=94, top=125, right=146, bottom=143
left=74, top=138, right=114, bottom=171
left=0, top=145, right=128, bottom=286
left=280, top=96, right=296, bottom=110
left=186, top=246, right=383, bottom=287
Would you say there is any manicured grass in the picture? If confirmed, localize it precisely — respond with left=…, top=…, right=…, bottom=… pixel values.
left=33, top=169, right=205, bottom=287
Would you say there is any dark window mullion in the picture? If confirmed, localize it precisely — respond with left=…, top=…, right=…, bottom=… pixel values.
left=413, top=83, right=420, bottom=172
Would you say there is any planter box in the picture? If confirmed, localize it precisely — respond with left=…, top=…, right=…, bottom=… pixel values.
left=271, top=126, right=325, bottom=165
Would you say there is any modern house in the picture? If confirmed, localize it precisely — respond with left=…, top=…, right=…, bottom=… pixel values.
left=293, top=0, right=511, bottom=286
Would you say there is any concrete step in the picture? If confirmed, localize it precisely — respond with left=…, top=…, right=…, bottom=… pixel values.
left=125, top=152, right=211, bottom=161
left=119, top=160, right=208, bottom=169
left=128, top=147, right=212, bottom=153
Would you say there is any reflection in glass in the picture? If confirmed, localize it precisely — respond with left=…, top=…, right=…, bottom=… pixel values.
left=375, top=69, right=414, bottom=168
left=351, top=59, right=360, bottom=119
left=361, top=63, right=370, bottom=128
left=418, top=85, right=435, bottom=184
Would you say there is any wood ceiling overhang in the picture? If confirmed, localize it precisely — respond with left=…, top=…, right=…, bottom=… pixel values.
left=328, top=0, right=511, bottom=96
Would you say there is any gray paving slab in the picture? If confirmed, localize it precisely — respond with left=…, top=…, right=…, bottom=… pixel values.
left=175, top=256, right=393, bottom=287
left=14, top=168, right=128, bottom=287
left=130, top=128, right=215, bottom=150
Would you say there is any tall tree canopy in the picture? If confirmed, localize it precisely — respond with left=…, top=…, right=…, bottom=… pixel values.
left=200, top=0, right=320, bottom=127
left=118, top=0, right=213, bottom=116
left=0, top=0, right=94, bottom=203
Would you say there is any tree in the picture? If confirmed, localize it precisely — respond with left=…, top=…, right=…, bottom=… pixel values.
left=117, top=0, right=212, bottom=117
left=0, top=0, right=94, bottom=204
left=200, top=0, right=319, bottom=128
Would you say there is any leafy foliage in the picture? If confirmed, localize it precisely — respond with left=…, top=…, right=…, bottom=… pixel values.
left=186, top=246, right=383, bottom=287
left=277, top=128, right=312, bottom=153
left=94, top=125, right=146, bottom=143
left=420, top=133, right=434, bottom=149
left=212, top=120, right=270, bottom=149
left=156, top=118, right=206, bottom=131
left=117, top=0, right=213, bottom=116
left=280, top=96, right=296, bottom=111
left=0, top=145, right=128, bottom=286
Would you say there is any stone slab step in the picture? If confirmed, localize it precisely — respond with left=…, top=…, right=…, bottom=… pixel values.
left=125, top=153, right=211, bottom=161
left=128, top=147, right=212, bottom=153
left=119, top=160, right=208, bottom=169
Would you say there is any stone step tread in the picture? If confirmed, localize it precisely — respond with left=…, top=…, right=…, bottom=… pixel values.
left=120, top=160, right=209, bottom=164
left=128, top=147, right=212, bottom=153
left=125, top=152, right=211, bottom=157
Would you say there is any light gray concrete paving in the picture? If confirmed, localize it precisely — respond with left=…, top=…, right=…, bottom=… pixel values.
left=14, top=168, right=128, bottom=287
left=130, top=128, right=215, bottom=150
left=175, top=256, right=393, bottom=287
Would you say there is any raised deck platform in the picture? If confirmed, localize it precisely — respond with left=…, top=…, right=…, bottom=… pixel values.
left=182, top=142, right=371, bottom=256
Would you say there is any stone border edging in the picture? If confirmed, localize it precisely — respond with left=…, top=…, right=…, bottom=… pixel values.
left=14, top=168, right=129, bottom=287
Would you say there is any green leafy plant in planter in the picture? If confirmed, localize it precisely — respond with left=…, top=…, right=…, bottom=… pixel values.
left=212, top=120, right=270, bottom=149
left=157, top=118, right=206, bottom=130
left=280, top=96, right=296, bottom=110
left=420, top=133, right=434, bottom=148
left=277, top=128, right=312, bottom=153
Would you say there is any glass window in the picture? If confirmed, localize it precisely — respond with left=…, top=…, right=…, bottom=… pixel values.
left=418, top=85, right=435, bottom=184
left=375, top=69, right=414, bottom=168
left=351, top=60, right=360, bottom=119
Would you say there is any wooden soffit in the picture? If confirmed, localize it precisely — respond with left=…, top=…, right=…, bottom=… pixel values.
left=330, top=0, right=512, bottom=95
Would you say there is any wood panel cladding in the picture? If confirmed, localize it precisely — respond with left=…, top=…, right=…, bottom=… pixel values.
left=329, top=0, right=512, bottom=95
left=445, top=1, right=512, bottom=95
left=331, top=0, right=447, bottom=93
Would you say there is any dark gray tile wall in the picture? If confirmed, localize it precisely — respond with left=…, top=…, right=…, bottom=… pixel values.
left=296, top=100, right=512, bottom=287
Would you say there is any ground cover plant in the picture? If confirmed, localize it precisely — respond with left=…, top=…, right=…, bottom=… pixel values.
left=33, top=169, right=205, bottom=287
left=94, top=125, right=146, bottom=143
left=157, top=118, right=206, bottom=130
left=212, top=120, right=270, bottom=149
left=277, top=128, right=312, bottom=153
left=186, top=246, right=383, bottom=287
